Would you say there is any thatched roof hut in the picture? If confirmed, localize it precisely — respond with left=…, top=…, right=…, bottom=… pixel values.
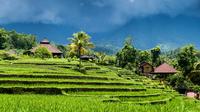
left=31, top=39, right=63, bottom=57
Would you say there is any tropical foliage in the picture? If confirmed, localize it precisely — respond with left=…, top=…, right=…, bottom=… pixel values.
left=177, top=45, right=197, bottom=77
left=116, top=37, right=137, bottom=68
left=68, top=31, right=94, bottom=69
left=138, top=50, right=151, bottom=63
left=96, top=52, right=116, bottom=65
left=68, top=31, right=94, bottom=57
left=0, top=28, right=36, bottom=50
left=34, top=47, right=52, bottom=59
left=0, top=50, right=18, bottom=60
left=151, top=46, right=161, bottom=66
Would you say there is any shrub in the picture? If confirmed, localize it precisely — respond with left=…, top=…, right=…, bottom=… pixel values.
left=0, top=50, right=18, bottom=60
left=167, top=72, right=193, bottom=92
left=95, top=53, right=116, bottom=65
left=192, top=85, right=200, bottom=92
left=79, top=67, right=87, bottom=74
left=104, top=56, right=116, bottom=65
left=195, top=62, right=200, bottom=70
left=34, top=47, right=52, bottom=59
left=167, top=73, right=184, bottom=87
left=124, top=63, right=136, bottom=72
left=72, top=66, right=87, bottom=74
left=189, top=71, right=200, bottom=85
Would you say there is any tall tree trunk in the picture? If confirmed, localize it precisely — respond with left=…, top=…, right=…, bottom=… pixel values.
left=78, top=46, right=82, bottom=70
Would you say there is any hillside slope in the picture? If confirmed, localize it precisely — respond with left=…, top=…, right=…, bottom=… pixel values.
left=0, top=59, right=199, bottom=112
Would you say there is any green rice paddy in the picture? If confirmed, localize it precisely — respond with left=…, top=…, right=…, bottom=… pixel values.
left=0, top=58, right=199, bottom=112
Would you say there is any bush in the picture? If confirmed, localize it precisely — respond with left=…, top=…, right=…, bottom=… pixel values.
left=167, top=72, right=193, bottom=91
left=0, top=50, right=18, bottom=60
left=35, top=47, right=52, bottom=59
left=79, top=67, right=87, bottom=74
left=195, top=62, right=200, bottom=70
left=124, top=63, right=136, bottom=72
left=189, top=71, right=200, bottom=85
left=102, top=55, right=116, bottom=65
left=192, top=85, right=200, bottom=92
left=95, top=53, right=116, bottom=65
left=167, top=73, right=184, bottom=87
left=72, top=66, right=87, bottom=74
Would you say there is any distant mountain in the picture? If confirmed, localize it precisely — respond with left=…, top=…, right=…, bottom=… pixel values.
left=93, top=44, right=119, bottom=55
left=92, top=14, right=200, bottom=50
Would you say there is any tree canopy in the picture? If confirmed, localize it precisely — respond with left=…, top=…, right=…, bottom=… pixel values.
left=35, top=46, right=52, bottom=59
left=116, top=36, right=137, bottom=68
left=138, top=50, right=151, bottom=63
left=151, top=46, right=161, bottom=66
left=0, top=28, right=36, bottom=50
left=177, top=45, right=197, bottom=77
left=68, top=31, right=94, bottom=58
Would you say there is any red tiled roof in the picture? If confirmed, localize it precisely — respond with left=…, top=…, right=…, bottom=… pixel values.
left=153, top=63, right=177, bottom=74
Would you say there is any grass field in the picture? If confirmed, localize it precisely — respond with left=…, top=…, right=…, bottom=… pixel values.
left=0, top=95, right=200, bottom=112
left=0, top=58, right=199, bottom=112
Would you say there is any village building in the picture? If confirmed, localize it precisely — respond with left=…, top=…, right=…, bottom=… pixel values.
left=186, top=91, right=197, bottom=98
left=80, top=55, right=97, bottom=61
left=152, top=63, right=177, bottom=78
left=152, top=63, right=177, bottom=74
left=140, top=62, right=177, bottom=77
left=31, top=39, right=63, bottom=57
left=139, top=62, right=154, bottom=75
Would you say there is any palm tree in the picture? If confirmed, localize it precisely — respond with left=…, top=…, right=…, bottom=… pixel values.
left=68, top=31, right=94, bottom=69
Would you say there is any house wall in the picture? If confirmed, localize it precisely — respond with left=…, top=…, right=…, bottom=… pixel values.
left=186, top=92, right=197, bottom=98
left=143, top=64, right=153, bottom=73
left=52, top=53, right=63, bottom=58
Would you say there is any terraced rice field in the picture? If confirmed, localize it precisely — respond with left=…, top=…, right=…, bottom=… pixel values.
left=0, top=59, right=199, bottom=112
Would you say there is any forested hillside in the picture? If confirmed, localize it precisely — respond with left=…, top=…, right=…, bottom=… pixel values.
left=0, top=28, right=36, bottom=50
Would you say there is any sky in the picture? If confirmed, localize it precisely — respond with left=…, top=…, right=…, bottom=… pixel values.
left=0, top=0, right=200, bottom=50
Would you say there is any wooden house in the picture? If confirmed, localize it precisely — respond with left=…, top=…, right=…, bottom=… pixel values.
left=140, top=62, right=177, bottom=77
left=139, top=62, right=154, bottom=75
left=31, top=39, right=63, bottom=57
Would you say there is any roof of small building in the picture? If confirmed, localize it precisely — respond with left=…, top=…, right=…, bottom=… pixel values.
left=80, top=55, right=98, bottom=59
left=80, top=55, right=94, bottom=58
left=153, top=63, right=177, bottom=74
left=140, top=62, right=153, bottom=67
left=31, top=39, right=62, bottom=54
left=40, top=39, right=50, bottom=44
